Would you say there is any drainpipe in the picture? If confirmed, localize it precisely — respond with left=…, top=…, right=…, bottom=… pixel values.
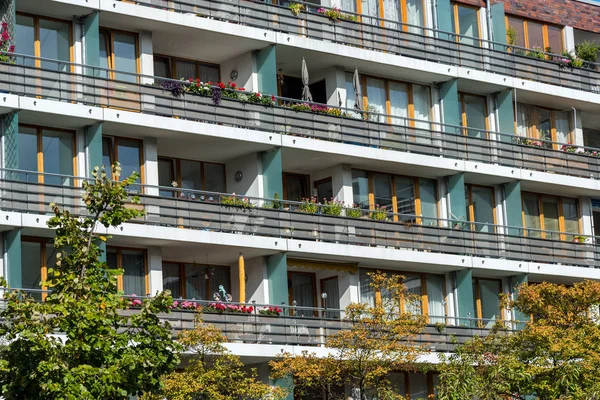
left=486, top=0, right=493, bottom=43
left=431, top=0, right=439, bottom=32
left=571, top=107, right=577, bottom=144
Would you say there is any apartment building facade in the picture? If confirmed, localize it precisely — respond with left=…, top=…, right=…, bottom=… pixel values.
left=1, top=0, right=600, bottom=397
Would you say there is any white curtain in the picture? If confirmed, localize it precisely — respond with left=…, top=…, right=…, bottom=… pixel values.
left=516, top=103, right=529, bottom=137
left=322, top=277, right=341, bottom=319
left=388, top=82, right=409, bottom=126
left=359, top=269, right=375, bottom=307
left=176, top=60, right=197, bottom=80
left=406, top=0, right=424, bottom=34
left=291, top=273, right=316, bottom=312
left=122, top=250, right=146, bottom=296
left=200, top=65, right=220, bottom=84
left=383, top=0, right=401, bottom=30
left=427, top=275, right=445, bottom=323
left=403, top=274, right=422, bottom=315
left=479, top=280, right=502, bottom=328
left=412, top=84, right=431, bottom=144
left=366, top=77, right=386, bottom=123
left=341, top=0, right=356, bottom=12
left=554, top=111, right=571, bottom=144
left=419, top=179, right=438, bottom=226
left=361, top=0, right=378, bottom=25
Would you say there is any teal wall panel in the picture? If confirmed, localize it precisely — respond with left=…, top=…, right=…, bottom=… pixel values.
left=496, top=89, right=515, bottom=142
left=6, top=229, right=21, bottom=288
left=448, top=173, right=467, bottom=223
left=83, top=11, right=100, bottom=76
left=266, top=253, right=288, bottom=306
left=440, top=79, right=460, bottom=134
left=490, top=3, right=507, bottom=50
left=504, top=181, right=522, bottom=235
left=256, top=45, right=277, bottom=96
left=456, top=269, right=475, bottom=325
left=261, top=148, right=283, bottom=199
left=85, top=122, right=103, bottom=176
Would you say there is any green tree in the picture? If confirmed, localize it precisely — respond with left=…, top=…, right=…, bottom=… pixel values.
left=270, top=272, right=426, bottom=400
left=142, top=316, right=287, bottom=400
left=437, top=281, right=600, bottom=400
left=0, top=164, right=180, bottom=399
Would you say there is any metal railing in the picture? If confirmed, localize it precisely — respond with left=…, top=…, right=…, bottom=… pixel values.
left=0, top=288, right=515, bottom=350
left=116, top=0, right=600, bottom=94
left=2, top=168, right=599, bottom=268
left=2, top=53, right=600, bottom=179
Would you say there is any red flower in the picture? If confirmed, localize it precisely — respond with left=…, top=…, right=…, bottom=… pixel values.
left=240, top=87, right=246, bottom=91
left=189, top=78, right=194, bottom=83
left=271, top=95, right=275, bottom=101
left=231, top=82, right=237, bottom=88
left=218, top=82, right=226, bottom=89
left=196, top=78, right=200, bottom=83
left=248, top=306, right=254, bottom=313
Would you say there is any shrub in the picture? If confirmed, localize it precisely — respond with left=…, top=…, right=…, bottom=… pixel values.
left=299, top=197, right=319, bottom=214
left=575, top=41, right=600, bottom=64
left=321, top=199, right=344, bottom=216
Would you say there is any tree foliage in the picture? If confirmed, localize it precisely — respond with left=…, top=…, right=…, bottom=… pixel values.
left=0, top=164, right=180, bottom=399
left=437, top=280, right=600, bottom=400
left=142, top=315, right=287, bottom=400
left=270, top=272, right=426, bottom=400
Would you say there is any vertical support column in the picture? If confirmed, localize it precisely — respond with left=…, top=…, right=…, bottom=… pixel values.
left=440, top=79, right=460, bottom=134
left=563, top=26, right=575, bottom=53
left=490, top=3, right=507, bottom=50
left=325, top=66, right=346, bottom=107
left=139, top=31, right=154, bottom=84
left=495, top=89, right=515, bottom=143
left=238, top=253, right=245, bottom=303
left=261, top=148, right=283, bottom=200
left=338, top=269, right=359, bottom=311
left=6, top=229, right=21, bottom=288
left=510, top=273, right=528, bottom=329
left=447, top=173, right=467, bottom=222
left=147, top=246, right=163, bottom=296
left=504, top=181, right=522, bottom=235
left=436, top=0, right=453, bottom=40
left=266, top=253, right=288, bottom=306
left=2, top=111, right=18, bottom=170
left=455, top=269, right=475, bottom=326
left=255, top=45, right=277, bottom=96
left=85, top=122, right=103, bottom=176
left=83, top=11, right=100, bottom=76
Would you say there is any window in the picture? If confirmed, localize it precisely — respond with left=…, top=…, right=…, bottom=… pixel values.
left=459, top=93, right=488, bottom=138
left=359, top=269, right=447, bottom=323
left=21, top=238, right=58, bottom=300
left=345, top=73, right=432, bottom=133
left=339, top=0, right=425, bottom=32
left=452, top=4, right=480, bottom=46
left=16, top=13, right=72, bottom=70
left=158, top=157, right=226, bottom=198
left=102, top=137, right=144, bottom=183
left=99, top=29, right=139, bottom=82
left=522, top=193, right=580, bottom=240
left=162, top=262, right=230, bottom=300
left=352, top=170, right=439, bottom=224
left=314, top=178, right=333, bottom=203
left=465, top=185, right=496, bottom=233
left=107, top=247, right=147, bottom=295
left=283, top=172, right=310, bottom=201
left=473, top=277, right=503, bottom=328
left=18, top=125, right=76, bottom=185
left=390, top=371, right=439, bottom=400
left=584, top=127, right=600, bottom=149
left=506, top=16, right=563, bottom=53
left=288, top=271, right=317, bottom=316
left=516, top=103, right=572, bottom=148
left=153, top=55, right=220, bottom=82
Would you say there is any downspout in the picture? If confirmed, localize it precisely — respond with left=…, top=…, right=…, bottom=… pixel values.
left=431, top=0, right=439, bottom=32
left=571, top=107, right=577, bottom=144
left=486, top=0, right=493, bottom=44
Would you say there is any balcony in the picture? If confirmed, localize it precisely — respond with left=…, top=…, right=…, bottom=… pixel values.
left=2, top=289, right=510, bottom=352
left=2, top=169, right=600, bottom=269
left=2, top=54, right=600, bottom=182
left=101, top=0, right=600, bottom=94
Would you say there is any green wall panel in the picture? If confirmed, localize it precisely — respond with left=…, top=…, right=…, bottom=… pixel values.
left=255, top=45, right=277, bottom=96
left=490, top=3, right=507, bottom=50
left=266, top=253, right=288, bottom=306
left=504, top=181, right=522, bottom=235
left=85, top=122, right=103, bottom=176
left=261, top=148, right=283, bottom=200
left=440, top=79, right=460, bottom=134
left=6, top=229, right=21, bottom=288
left=448, top=173, right=467, bottom=223
left=83, top=11, right=100, bottom=76
left=456, top=269, right=475, bottom=325
left=496, top=89, right=515, bottom=142
left=436, top=0, right=454, bottom=40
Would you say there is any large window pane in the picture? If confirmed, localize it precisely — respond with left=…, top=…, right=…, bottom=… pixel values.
left=382, top=0, right=401, bottom=30
left=554, top=111, right=571, bottom=144
left=395, top=176, right=415, bottom=221
left=403, top=274, right=422, bottom=315
left=388, top=82, right=409, bottom=126
left=175, top=60, right=196, bottom=80
left=427, top=275, right=446, bottom=323
left=16, top=15, right=35, bottom=67
left=204, top=163, right=226, bottom=193
left=457, top=6, right=479, bottom=46
left=408, top=373, right=428, bottom=399
left=42, top=130, right=73, bottom=186
left=99, top=31, right=109, bottom=77
left=117, top=139, right=141, bottom=183
left=523, top=194, right=541, bottom=237
left=153, top=57, right=170, bottom=78
left=542, top=197, right=560, bottom=238
left=547, top=26, right=563, bottom=53
left=352, top=170, right=370, bottom=209
left=200, top=65, right=219, bottom=83
left=102, top=137, right=114, bottom=169
left=471, top=186, right=495, bottom=232
left=185, top=264, right=206, bottom=300
left=180, top=160, right=202, bottom=191
left=113, top=32, right=137, bottom=83
left=158, top=159, right=175, bottom=197
left=463, top=94, right=487, bottom=138
left=562, top=198, right=579, bottom=238
left=208, top=266, right=230, bottom=300
left=121, top=250, right=145, bottom=295
left=290, top=272, right=316, bottom=311
left=21, top=241, right=42, bottom=291
left=419, top=178, right=438, bottom=225
left=18, top=126, right=38, bottom=182
left=406, top=0, right=424, bottom=33
left=478, top=279, right=501, bottom=328
left=528, top=21, right=544, bottom=49
left=359, top=269, right=375, bottom=307
left=162, top=262, right=181, bottom=298
left=507, top=17, right=525, bottom=48
left=366, top=77, right=386, bottom=122
left=39, top=19, right=70, bottom=71
left=373, top=173, right=393, bottom=211
left=284, top=174, right=307, bottom=201
left=412, top=84, right=431, bottom=143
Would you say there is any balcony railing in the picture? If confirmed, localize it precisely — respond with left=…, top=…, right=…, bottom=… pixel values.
left=2, top=53, right=600, bottom=180
left=1, top=289, right=513, bottom=351
left=121, top=0, right=600, bottom=94
left=2, top=169, right=599, bottom=269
